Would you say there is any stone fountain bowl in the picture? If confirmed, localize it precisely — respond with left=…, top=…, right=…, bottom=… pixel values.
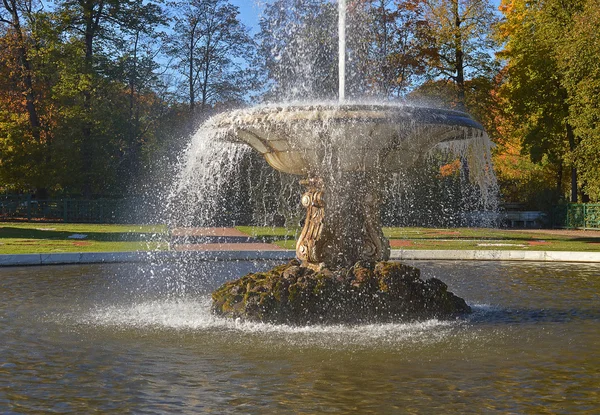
left=210, top=103, right=485, bottom=175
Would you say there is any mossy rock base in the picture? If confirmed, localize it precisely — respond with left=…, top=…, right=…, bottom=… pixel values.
left=211, top=260, right=471, bottom=325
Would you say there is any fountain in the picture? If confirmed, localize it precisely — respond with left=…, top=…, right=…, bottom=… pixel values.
left=209, top=104, right=488, bottom=271
left=4, top=4, right=600, bottom=413
left=207, top=106, right=483, bottom=323
left=181, top=0, right=495, bottom=324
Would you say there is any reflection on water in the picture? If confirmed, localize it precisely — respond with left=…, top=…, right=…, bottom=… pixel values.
left=1, top=261, right=599, bottom=413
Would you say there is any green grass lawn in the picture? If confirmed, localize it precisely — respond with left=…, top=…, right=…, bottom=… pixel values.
left=1, top=222, right=598, bottom=254
left=236, top=226, right=600, bottom=252
left=0, top=222, right=168, bottom=254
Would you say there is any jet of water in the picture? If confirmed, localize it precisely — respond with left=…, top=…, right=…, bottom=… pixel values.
left=339, top=0, right=346, bottom=102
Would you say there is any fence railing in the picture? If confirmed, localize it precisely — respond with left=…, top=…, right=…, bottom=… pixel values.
left=0, top=195, right=127, bottom=223
left=552, top=204, right=600, bottom=230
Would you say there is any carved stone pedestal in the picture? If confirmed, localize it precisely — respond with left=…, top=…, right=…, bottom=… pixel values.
left=296, top=175, right=390, bottom=270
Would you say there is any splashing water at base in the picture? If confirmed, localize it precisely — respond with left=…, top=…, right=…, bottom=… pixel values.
left=76, top=296, right=467, bottom=347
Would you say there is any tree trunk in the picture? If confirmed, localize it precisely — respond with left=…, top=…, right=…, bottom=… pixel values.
left=556, top=161, right=563, bottom=195
left=201, top=31, right=212, bottom=112
left=189, top=24, right=196, bottom=113
left=452, top=0, right=465, bottom=109
left=129, top=32, right=139, bottom=143
left=80, top=0, right=104, bottom=197
left=581, top=190, right=590, bottom=203
left=6, top=0, right=41, bottom=138
left=126, top=30, right=142, bottom=181
left=570, top=167, right=577, bottom=203
left=566, top=122, right=577, bottom=203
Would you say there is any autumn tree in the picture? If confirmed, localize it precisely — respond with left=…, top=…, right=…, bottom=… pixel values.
left=496, top=0, right=586, bottom=203
left=357, top=0, right=432, bottom=98
left=0, top=1, right=41, bottom=136
left=0, top=1, right=56, bottom=196
left=417, top=0, right=498, bottom=108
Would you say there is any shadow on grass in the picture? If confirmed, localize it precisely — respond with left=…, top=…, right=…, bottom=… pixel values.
left=0, top=227, right=159, bottom=242
left=384, top=229, right=600, bottom=243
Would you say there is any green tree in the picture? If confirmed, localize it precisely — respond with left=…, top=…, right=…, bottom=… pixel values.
left=496, top=0, right=586, bottom=202
left=558, top=0, right=600, bottom=201
left=54, top=0, right=166, bottom=196
left=110, top=1, right=168, bottom=185
left=165, top=0, right=256, bottom=113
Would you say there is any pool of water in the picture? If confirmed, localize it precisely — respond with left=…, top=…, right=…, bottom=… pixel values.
left=1, top=260, right=599, bottom=414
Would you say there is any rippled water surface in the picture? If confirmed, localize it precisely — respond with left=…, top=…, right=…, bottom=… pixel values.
left=1, top=260, right=599, bottom=414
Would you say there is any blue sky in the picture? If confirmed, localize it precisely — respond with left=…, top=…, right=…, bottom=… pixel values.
left=231, top=0, right=504, bottom=34
left=230, top=0, right=263, bottom=33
